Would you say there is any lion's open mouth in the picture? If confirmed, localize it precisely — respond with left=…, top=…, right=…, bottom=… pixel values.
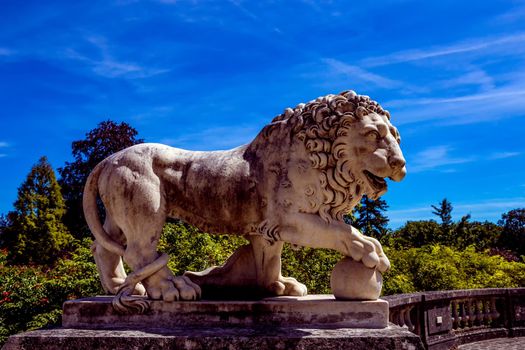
left=363, top=170, right=387, bottom=197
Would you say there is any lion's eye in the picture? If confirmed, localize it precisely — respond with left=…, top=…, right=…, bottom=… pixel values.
left=365, top=131, right=380, bottom=142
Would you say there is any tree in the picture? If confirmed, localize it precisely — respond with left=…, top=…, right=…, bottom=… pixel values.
left=431, top=198, right=454, bottom=242
left=431, top=198, right=453, bottom=227
left=0, top=214, right=9, bottom=247
left=350, top=195, right=390, bottom=241
left=2, top=157, right=73, bottom=264
left=391, top=220, right=441, bottom=248
left=498, top=208, right=525, bottom=258
left=58, top=121, right=143, bottom=238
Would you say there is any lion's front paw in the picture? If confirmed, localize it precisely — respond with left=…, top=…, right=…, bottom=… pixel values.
left=268, top=276, right=308, bottom=296
left=144, top=267, right=202, bottom=301
left=346, top=232, right=390, bottom=273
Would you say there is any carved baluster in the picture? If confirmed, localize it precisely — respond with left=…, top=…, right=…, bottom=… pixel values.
left=404, top=306, right=414, bottom=332
left=483, top=299, right=491, bottom=325
left=458, top=300, right=466, bottom=328
left=391, top=309, right=400, bottom=327
left=451, top=300, right=459, bottom=329
left=464, top=299, right=472, bottom=328
left=399, top=307, right=407, bottom=328
left=474, top=300, right=482, bottom=326
left=389, top=309, right=396, bottom=325
left=490, top=298, right=500, bottom=322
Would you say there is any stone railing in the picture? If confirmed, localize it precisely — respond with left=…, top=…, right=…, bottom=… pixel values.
left=384, top=288, right=525, bottom=349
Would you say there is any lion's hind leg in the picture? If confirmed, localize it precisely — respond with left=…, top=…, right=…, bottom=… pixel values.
left=118, top=208, right=201, bottom=304
left=92, top=216, right=146, bottom=296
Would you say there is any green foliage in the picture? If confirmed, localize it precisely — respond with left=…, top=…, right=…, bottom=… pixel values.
left=431, top=198, right=454, bottom=242
left=58, top=120, right=143, bottom=238
left=431, top=198, right=453, bottom=228
left=498, top=208, right=525, bottom=258
left=281, top=246, right=342, bottom=294
left=0, top=240, right=101, bottom=346
left=392, top=220, right=441, bottom=248
left=2, top=157, right=73, bottom=264
left=383, top=244, right=525, bottom=295
left=158, top=222, right=247, bottom=275
left=349, top=195, right=390, bottom=242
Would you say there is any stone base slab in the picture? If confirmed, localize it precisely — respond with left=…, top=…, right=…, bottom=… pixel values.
left=63, top=294, right=389, bottom=329
left=3, top=325, right=424, bottom=350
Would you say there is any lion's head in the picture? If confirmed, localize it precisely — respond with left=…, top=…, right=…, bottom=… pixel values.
left=251, top=90, right=406, bottom=223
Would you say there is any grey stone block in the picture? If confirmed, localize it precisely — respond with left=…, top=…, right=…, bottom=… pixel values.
left=3, top=325, right=424, bottom=350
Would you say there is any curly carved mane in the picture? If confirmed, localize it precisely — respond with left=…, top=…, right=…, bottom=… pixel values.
left=251, top=91, right=390, bottom=223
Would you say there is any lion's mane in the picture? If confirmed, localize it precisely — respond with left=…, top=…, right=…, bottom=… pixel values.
left=251, top=91, right=389, bottom=223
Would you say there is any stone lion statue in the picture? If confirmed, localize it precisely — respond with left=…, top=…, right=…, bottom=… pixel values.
left=83, top=90, right=406, bottom=311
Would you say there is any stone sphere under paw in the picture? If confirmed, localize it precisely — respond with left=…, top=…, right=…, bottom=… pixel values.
left=330, top=258, right=383, bottom=300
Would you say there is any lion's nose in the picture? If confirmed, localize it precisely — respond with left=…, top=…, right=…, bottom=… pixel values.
left=388, top=155, right=406, bottom=170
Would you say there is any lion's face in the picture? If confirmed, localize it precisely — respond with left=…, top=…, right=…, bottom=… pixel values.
left=349, top=112, right=406, bottom=200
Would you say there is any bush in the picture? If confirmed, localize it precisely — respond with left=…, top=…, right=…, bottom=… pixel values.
left=0, top=239, right=101, bottom=345
left=382, top=244, right=525, bottom=295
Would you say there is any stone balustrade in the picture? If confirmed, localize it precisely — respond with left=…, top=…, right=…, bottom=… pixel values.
left=384, top=288, right=525, bottom=350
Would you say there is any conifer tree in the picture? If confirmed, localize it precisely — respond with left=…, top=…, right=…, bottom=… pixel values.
left=431, top=198, right=454, bottom=242
left=351, top=195, right=390, bottom=241
left=3, top=156, right=73, bottom=264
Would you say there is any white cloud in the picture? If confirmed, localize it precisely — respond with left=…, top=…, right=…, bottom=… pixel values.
left=228, top=0, right=259, bottom=21
left=323, top=58, right=401, bottom=89
left=439, top=68, right=494, bottom=91
left=160, top=125, right=259, bottom=151
left=0, top=48, right=13, bottom=56
left=65, top=36, right=169, bottom=79
left=362, top=33, right=525, bottom=67
left=0, top=142, right=8, bottom=147
left=409, top=145, right=475, bottom=173
left=0, top=154, right=6, bottom=158
left=495, top=5, right=525, bottom=24
left=386, top=85, right=525, bottom=126
left=489, top=152, right=521, bottom=160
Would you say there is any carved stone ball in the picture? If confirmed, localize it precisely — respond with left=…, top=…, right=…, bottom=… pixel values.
left=330, top=258, right=383, bottom=300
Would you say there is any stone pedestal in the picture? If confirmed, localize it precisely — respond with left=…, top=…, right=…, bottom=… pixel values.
left=62, top=294, right=389, bottom=329
left=3, top=295, right=424, bottom=350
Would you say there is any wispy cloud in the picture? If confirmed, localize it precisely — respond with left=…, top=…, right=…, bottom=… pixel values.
left=439, top=68, right=495, bottom=91
left=409, top=145, right=475, bottom=173
left=0, top=48, right=14, bottom=56
left=387, top=85, right=525, bottom=126
left=65, top=36, right=169, bottom=79
left=489, top=151, right=521, bottom=160
left=160, top=125, right=259, bottom=150
left=362, top=33, right=525, bottom=67
left=495, top=5, right=525, bottom=24
left=0, top=142, right=8, bottom=148
left=228, top=0, right=259, bottom=21
left=323, top=58, right=401, bottom=89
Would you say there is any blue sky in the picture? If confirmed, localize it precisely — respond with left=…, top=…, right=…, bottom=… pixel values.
left=0, top=0, right=524, bottom=227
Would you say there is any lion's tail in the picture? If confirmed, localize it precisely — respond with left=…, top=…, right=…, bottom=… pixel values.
left=83, top=162, right=126, bottom=256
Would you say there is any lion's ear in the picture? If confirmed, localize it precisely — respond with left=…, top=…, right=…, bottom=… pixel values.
left=356, top=106, right=368, bottom=119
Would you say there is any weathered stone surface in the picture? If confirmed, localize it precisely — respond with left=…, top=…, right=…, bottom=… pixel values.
left=331, top=257, right=383, bottom=300
left=3, top=325, right=424, bottom=350
left=62, top=295, right=389, bottom=329
left=81, top=91, right=407, bottom=310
